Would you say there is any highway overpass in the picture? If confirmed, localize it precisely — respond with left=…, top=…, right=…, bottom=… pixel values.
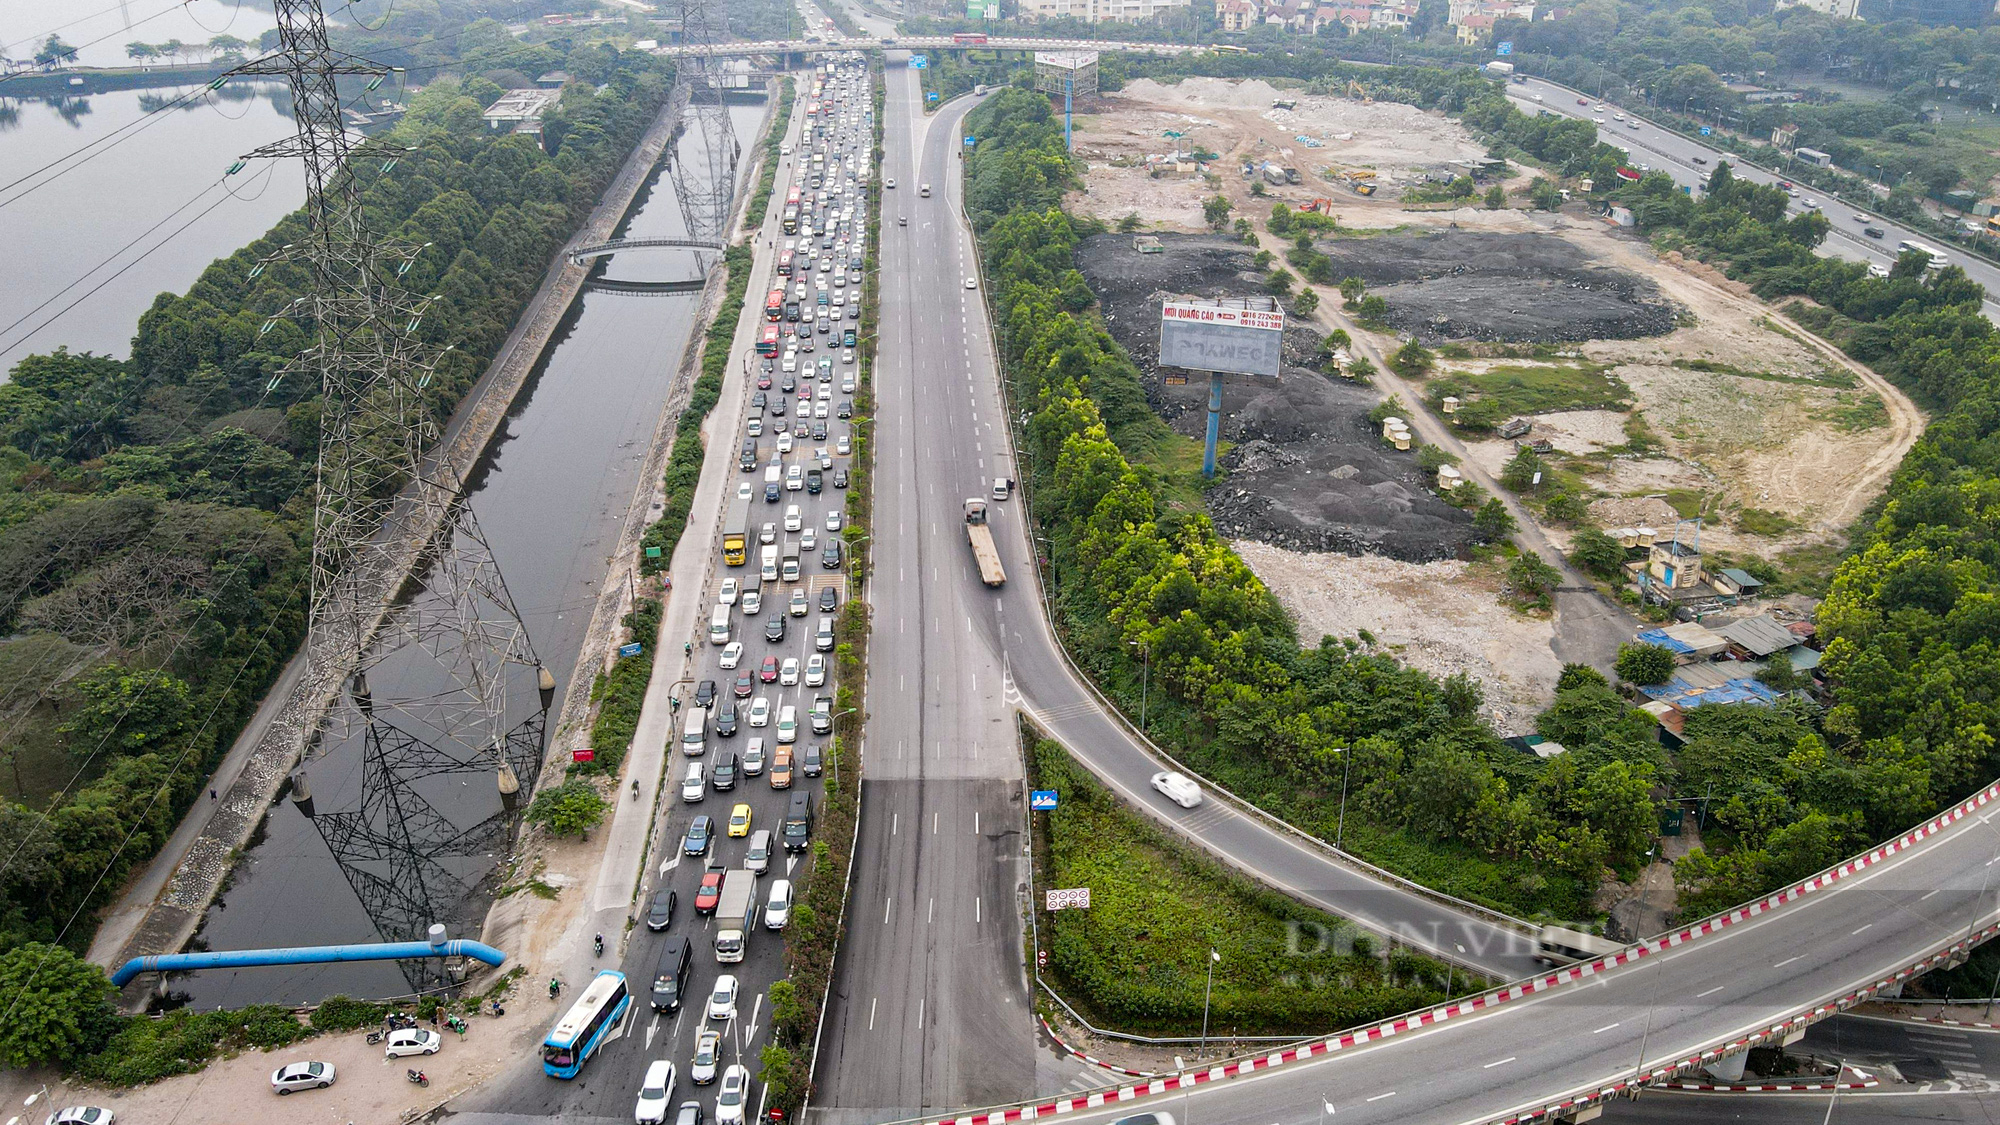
left=649, top=34, right=1195, bottom=59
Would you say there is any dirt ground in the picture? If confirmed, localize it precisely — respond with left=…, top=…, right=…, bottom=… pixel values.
left=1065, top=77, right=1490, bottom=227
left=1076, top=231, right=1477, bottom=561
left=1235, top=541, right=1560, bottom=735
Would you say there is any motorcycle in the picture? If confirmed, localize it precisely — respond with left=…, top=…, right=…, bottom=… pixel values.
left=593, top=932, right=604, bottom=957
left=384, top=1012, right=417, bottom=1031
left=489, top=1000, right=506, bottom=1018
left=364, top=1029, right=384, bottom=1046
left=407, top=1069, right=429, bottom=1088
left=445, top=1015, right=468, bottom=1037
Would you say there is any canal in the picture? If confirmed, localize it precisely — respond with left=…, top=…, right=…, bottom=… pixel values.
left=178, top=98, right=769, bottom=1008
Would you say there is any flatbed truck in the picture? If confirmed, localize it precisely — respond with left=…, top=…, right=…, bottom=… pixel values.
left=964, top=499, right=1005, bottom=587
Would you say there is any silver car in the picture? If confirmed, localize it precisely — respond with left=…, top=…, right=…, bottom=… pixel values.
left=270, top=1060, right=336, bottom=1095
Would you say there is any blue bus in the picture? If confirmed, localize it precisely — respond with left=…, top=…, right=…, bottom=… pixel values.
left=543, top=970, right=632, bottom=1078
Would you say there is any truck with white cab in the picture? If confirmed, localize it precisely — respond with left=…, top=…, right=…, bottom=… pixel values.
left=964, top=499, right=1005, bottom=587
left=713, top=870, right=758, bottom=963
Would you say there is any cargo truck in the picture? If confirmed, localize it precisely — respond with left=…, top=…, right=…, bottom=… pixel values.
left=761, top=545, right=779, bottom=582
left=722, top=496, right=752, bottom=566
left=1535, top=924, right=1624, bottom=965
left=963, top=499, right=1005, bottom=586
left=713, top=871, right=758, bottom=963
left=782, top=547, right=801, bottom=583
left=1485, top=60, right=1515, bottom=77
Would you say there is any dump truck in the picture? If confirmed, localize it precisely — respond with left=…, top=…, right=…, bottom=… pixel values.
left=713, top=870, right=758, bottom=963
left=964, top=499, right=1005, bottom=587
left=722, top=495, right=751, bottom=567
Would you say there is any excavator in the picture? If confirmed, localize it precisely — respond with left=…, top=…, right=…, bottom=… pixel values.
left=1346, top=79, right=1373, bottom=104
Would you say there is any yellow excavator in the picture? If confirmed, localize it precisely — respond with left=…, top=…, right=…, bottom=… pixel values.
left=1346, top=79, right=1373, bottom=104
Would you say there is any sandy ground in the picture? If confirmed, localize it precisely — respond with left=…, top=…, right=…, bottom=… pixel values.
left=1234, top=540, right=1560, bottom=735
left=1065, top=77, right=1488, bottom=226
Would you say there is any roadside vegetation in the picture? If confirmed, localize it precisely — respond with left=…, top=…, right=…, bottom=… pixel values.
left=1029, top=734, right=1465, bottom=1036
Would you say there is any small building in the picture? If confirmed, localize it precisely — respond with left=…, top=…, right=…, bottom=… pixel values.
left=1648, top=537, right=1703, bottom=589
left=1638, top=661, right=1785, bottom=709
left=1133, top=235, right=1163, bottom=253
left=535, top=70, right=572, bottom=88
left=482, top=88, right=563, bottom=137
left=1637, top=621, right=1728, bottom=663
left=1715, top=614, right=1803, bottom=661
left=1638, top=699, right=1686, bottom=749
left=1771, top=123, right=1799, bottom=151
left=1219, top=0, right=1258, bottom=30
left=1710, top=567, right=1764, bottom=599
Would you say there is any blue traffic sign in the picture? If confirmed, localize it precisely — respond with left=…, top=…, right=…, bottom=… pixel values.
left=909, top=55, right=927, bottom=68
left=926, top=91, right=939, bottom=102
left=1495, top=41, right=1512, bottom=55
left=1699, top=125, right=1712, bottom=136
left=619, top=642, right=644, bottom=657
left=1030, top=790, right=1059, bottom=811
left=963, top=134, right=976, bottom=147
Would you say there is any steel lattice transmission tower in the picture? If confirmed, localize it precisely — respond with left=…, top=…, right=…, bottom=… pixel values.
left=232, top=0, right=551, bottom=948
left=666, top=0, right=741, bottom=254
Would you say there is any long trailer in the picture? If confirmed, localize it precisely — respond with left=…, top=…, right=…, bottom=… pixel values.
left=722, top=496, right=752, bottom=567
left=964, top=499, right=1005, bottom=587
left=713, top=871, right=757, bottom=963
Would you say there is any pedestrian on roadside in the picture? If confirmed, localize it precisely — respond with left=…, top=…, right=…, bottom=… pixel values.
left=209, top=788, right=218, bottom=799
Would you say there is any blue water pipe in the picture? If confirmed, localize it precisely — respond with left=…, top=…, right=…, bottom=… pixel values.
left=111, top=936, right=507, bottom=987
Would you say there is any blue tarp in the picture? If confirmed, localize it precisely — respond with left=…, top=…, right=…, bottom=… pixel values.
left=1639, top=676, right=1783, bottom=709
left=1636, top=627, right=1694, bottom=656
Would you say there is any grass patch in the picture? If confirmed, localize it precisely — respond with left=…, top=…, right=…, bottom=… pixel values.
left=1659, top=488, right=1713, bottom=519
left=1427, top=363, right=1631, bottom=431
left=1828, top=391, right=1889, bottom=432
left=1733, top=507, right=1801, bottom=537
left=1671, top=357, right=1856, bottom=390
left=1029, top=733, right=1462, bottom=1036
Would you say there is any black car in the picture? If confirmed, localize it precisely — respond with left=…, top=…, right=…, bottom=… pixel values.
left=801, top=744, right=823, bottom=777
left=682, top=815, right=713, bottom=856
left=751, top=390, right=767, bottom=410
left=1865, top=226, right=1885, bottom=239
left=765, top=482, right=781, bottom=503
left=781, top=373, right=797, bottom=393
left=823, top=540, right=844, bottom=569
left=817, top=319, right=831, bottom=335
left=694, top=679, right=717, bottom=707
left=765, top=614, right=787, bottom=642
left=800, top=335, right=814, bottom=353
left=833, top=468, right=849, bottom=488
left=712, top=751, right=739, bottom=792
left=770, top=396, right=787, bottom=417
left=837, top=399, right=852, bottom=419
left=715, top=699, right=738, bottom=737
left=818, top=586, right=839, bottom=612
left=811, top=421, right=829, bottom=441
left=645, top=888, right=678, bottom=931
left=650, top=935, right=693, bottom=1011
left=806, top=469, right=822, bottom=493
left=846, top=305, right=860, bottom=320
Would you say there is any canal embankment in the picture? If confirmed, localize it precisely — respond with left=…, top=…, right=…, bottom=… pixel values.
left=92, top=79, right=701, bottom=1001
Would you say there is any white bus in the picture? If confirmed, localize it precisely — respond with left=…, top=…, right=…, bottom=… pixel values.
left=1896, top=239, right=1948, bottom=271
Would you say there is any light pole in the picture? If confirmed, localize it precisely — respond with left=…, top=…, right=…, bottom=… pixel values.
left=1444, top=942, right=1465, bottom=997
left=1822, top=1056, right=1847, bottom=1124
left=1332, top=746, right=1352, bottom=850
left=1128, top=639, right=1150, bottom=732
left=1199, top=948, right=1219, bottom=1058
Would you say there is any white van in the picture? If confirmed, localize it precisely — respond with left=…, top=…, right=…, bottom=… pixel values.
left=761, top=545, right=779, bottom=582
left=709, top=604, right=732, bottom=645
left=992, top=477, right=1011, bottom=500
left=815, top=614, right=835, bottom=652
left=682, top=706, right=708, bottom=756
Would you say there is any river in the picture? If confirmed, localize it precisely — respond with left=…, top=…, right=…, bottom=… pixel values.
left=177, top=98, right=770, bottom=1009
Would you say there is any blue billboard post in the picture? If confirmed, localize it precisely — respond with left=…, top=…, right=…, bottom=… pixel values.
left=1158, top=299, right=1287, bottom=477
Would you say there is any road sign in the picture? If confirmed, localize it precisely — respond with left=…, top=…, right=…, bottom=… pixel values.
left=1045, top=887, right=1091, bottom=911
left=909, top=55, right=927, bottom=68
left=927, top=91, right=939, bottom=102
left=644, top=545, right=662, bottom=558
left=1159, top=299, right=1285, bottom=378
left=1699, top=126, right=1713, bottom=136
left=619, top=642, right=644, bottom=657
left=1030, top=790, right=1059, bottom=810
left=1496, top=41, right=1512, bottom=55
left=963, top=135, right=977, bottom=148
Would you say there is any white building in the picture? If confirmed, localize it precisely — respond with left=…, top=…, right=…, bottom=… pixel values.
left=1017, top=0, right=1191, bottom=21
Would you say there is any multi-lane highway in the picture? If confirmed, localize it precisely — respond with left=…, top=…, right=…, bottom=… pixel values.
left=1504, top=76, right=2000, bottom=319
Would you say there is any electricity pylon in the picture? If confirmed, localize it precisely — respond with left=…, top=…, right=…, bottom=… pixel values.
left=665, top=0, right=741, bottom=255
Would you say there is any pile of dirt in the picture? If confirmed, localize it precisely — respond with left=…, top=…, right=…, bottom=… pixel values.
left=1317, top=230, right=1680, bottom=343
left=1076, top=231, right=1476, bottom=562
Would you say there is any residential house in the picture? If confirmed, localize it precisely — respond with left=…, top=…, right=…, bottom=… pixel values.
left=1455, top=12, right=1495, bottom=42
left=1219, top=0, right=1258, bottom=29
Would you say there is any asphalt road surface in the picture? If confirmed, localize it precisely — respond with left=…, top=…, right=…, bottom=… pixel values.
left=1504, top=76, right=2000, bottom=321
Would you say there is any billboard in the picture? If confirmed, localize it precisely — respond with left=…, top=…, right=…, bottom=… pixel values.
left=1158, top=300, right=1286, bottom=378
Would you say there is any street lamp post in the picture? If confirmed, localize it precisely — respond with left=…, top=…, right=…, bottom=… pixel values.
left=1128, top=639, right=1150, bottom=733
left=1199, top=948, right=1220, bottom=1058
left=1333, top=746, right=1353, bottom=851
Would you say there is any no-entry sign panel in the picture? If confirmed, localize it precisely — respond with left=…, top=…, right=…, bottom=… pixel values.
left=1045, top=887, right=1091, bottom=911
left=1159, top=300, right=1285, bottom=378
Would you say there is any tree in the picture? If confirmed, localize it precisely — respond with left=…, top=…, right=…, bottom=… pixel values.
left=767, top=979, right=806, bottom=1038
left=1615, top=642, right=1676, bottom=686
left=1507, top=552, right=1561, bottom=599
left=1473, top=498, right=1517, bottom=539
left=126, top=42, right=159, bottom=63
left=59, top=665, right=193, bottom=760
left=1758, top=648, right=1803, bottom=691
left=35, top=35, right=79, bottom=67
left=0, top=943, right=118, bottom=1067
left=1266, top=268, right=1294, bottom=296
left=1233, top=217, right=1252, bottom=238
left=527, top=779, right=607, bottom=837
left=1391, top=339, right=1433, bottom=376
left=1542, top=491, right=1587, bottom=525
left=1500, top=445, right=1544, bottom=492
left=1356, top=294, right=1389, bottom=326
left=1253, top=249, right=1274, bottom=269
left=1202, top=195, right=1233, bottom=230
left=1291, top=287, right=1319, bottom=316
left=1483, top=184, right=1506, bottom=209
left=1324, top=328, right=1350, bottom=349
left=206, top=34, right=249, bottom=58
left=1556, top=663, right=1608, bottom=693
left=1250, top=179, right=1267, bottom=196
left=1531, top=178, right=1563, bottom=210
left=1117, top=212, right=1143, bottom=232
left=1339, top=276, right=1365, bottom=307
left=1568, top=526, right=1626, bottom=579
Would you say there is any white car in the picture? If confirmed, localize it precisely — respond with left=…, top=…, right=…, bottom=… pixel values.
left=708, top=973, right=740, bottom=1021
left=784, top=504, right=803, bottom=532
left=718, top=578, right=739, bottom=606
left=776, top=432, right=794, bottom=454
left=836, top=435, right=851, bottom=456
left=885, top=177, right=896, bottom=188
left=765, top=879, right=793, bottom=929
left=965, top=277, right=977, bottom=289
left=718, top=641, right=744, bottom=670
left=780, top=142, right=793, bottom=154
left=780, top=657, right=801, bottom=686
left=384, top=1027, right=442, bottom=1057
left=737, top=481, right=753, bottom=499
left=635, top=1060, right=678, bottom=1125
left=45, top=1110, right=112, bottom=1125
left=741, top=589, right=762, bottom=615
left=1151, top=771, right=1203, bottom=809
left=691, top=1029, right=723, bottom=1084
left=776, top=705, right=798, bottom=744
left=804, top=653, right=826, bottom=687
left=760, top=522, right=777, bottom=544
left=800, top=528, right=817, bottom=551
left=748, top=696, right=771, bottom=728
left=716, top=1065, right=751, bottom=1125
left=825, top=510, right=842, bottom=532
left=270, top=1060, right=336, bottom=1095
left=682, top=762, right=706, bottom=802
left=787, top=464, right=804, bottom=490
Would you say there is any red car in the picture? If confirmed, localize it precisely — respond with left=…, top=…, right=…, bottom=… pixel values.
left=757, top=372, right=773, bottom=390
left=760, top=655, right=780, bottom=683
left=734, top=671, right=754, bottom=698
left=694, top=864, right=726, bottom=915
left=1577, top=97, right=1588, bottom=105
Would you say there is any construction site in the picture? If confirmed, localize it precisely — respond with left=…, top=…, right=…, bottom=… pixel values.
left=1063, top=75, right=1923, bottom=720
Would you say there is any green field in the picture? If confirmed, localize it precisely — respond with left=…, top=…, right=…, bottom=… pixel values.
left=1427, top=363, right=1632, bottom=430
left=1030, top=735, right=1459, bottom=1037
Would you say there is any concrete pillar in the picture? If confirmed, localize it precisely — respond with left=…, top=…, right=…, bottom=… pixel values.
left=1881, top=981, right=1904, bottom=998
left=1708, top=1051, right=1748, bottom=1083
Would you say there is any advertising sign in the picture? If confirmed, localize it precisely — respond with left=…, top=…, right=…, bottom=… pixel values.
left=1158, top=300, right=1285, bottom=378
left=1496, top=41, right=1512, bottom=55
